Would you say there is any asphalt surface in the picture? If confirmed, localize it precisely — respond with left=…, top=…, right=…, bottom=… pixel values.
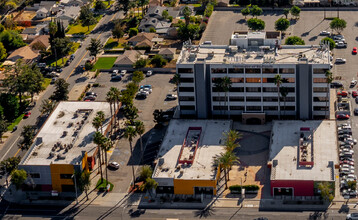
left=0, top=7, right=124, bottom=185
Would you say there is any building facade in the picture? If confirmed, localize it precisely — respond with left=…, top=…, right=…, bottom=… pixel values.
left=176, top=32, right=331, bottom=120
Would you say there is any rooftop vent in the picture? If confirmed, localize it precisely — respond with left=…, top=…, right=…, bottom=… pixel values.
left=158, top=157, right=164, bottom=166
left=49, top=152, right=55, bottom=157
left=57, top=154, right=66, bottom=160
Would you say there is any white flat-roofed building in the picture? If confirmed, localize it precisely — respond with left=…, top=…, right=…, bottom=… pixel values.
left=269, top=120, right=337, bottom=197
left=152, top=119, right=230, bottom=195
left=176, top=38, right=331, bottom=121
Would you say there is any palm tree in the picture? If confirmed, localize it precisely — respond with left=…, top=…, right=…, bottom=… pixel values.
left=223, top=130, right=242, bottom=153
left=139, top=165, right=153, bottom=181
left=106, top=90, right=115, bottom=133
left=93, top=132, right=104, bottom=181
left=213, top=78, right=224, bottom=116
left=134, top=120, right=145, bottom=153
left=280, top=87, right=289, bottom=118
left=96, top=111, right=105, bottom=133
left=92, top=116, right=102, bottom=132
left=222, top=76, right=232, bottom=119
left=325, top=71, right=333, bottom=119
left=40, top=99, right=56, bottom=116
left=110, top=87, right=121, bottom=127
left=124, top=126, right=137, bottom=186
left=274, top=74, right=283, bottom=120
left=140, top=177, right=158, bottom=199
left=101, top=137, right=113, bottom=183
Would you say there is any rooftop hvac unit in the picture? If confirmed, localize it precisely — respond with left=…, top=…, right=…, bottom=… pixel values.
left=229, top=46, right=238, bottom=53
left=49, top=152, right=55, bottom=157
left=57, top=154, right=66, bottom=160
left=158, top=157, right=164, bottom=166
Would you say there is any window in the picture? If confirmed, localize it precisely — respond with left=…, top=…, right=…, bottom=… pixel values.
left=282, top=97, right=295, bottom=102
left=178, top=68, right=193, bottom=73
left=30, top=173, right=40, bottom=178
left=246, top=96, right=261, bottom=102
left=281, top=106, right=295, bottom=110
left=287, top=87, right=295, bottom=92
left=263, top=106, right=278, bottom=110
left=230, top=78, right=244, bottom=83
left=60, top=174, right=73, bottom=179
left=228, top=68, right=244, bottom=73
left=180, top=78, right=194, bottom=83
left=246, top=87, right=261, bottom=92
left=282, top=78, right=295, bottom=83
left=229, top=87, right=244, bottom=92
left=313, top=87, right=328, bottom=93
left=262, top=68, right=277, bottom=74
left=179, top=96, right=195, bottom=101
left=245, top=68, right=261, bottom=74
left=313, top=68, right=329, bottom=74
left=213, top=106, right=228, bottom=110
left=181, top=105, right=195, bottom=110
left=246, top=106, right=261, bottom=111
left=213, top=96, right=226, bottom=101
left=279, top=68, right=295, bottom=74
left=246, top=78, right=261, bottom=83
left=313, top=97, right=328, bottom=102
left=262, top=78, right=276, bottom=83
left=179, top=87, right=194, bottom=92
left=263, top=87, right=278, bottom=92
left=314, top=106, right=328, bottom=111
left=313, top=78, right=327, bottom=83
left=211, top=68, right=227, bottom=73
left=229, top=96, right=244, bottom=102
left=230, top=106, right=244, bottom=110
left=263, top=97, right=278, bottom=102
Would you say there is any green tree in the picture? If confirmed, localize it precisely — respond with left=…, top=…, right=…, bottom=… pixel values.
left=215, top=151, right=238, bottom=189
left=19, top=125, right=34, bottom=150
left=250, top=5, right=263, bottom=17
left=0, top=42, right=7, bottom=60
left=150, top=55, right=167, bottom=68
left=283, top=8, right=290, bottom=19
left=247, top=18, right=265, bottom=31
left=0, top=115, right=7, bottom=143
left=241, top=6, right=250, bottom=19
left=23, top=65, right=45, bottom=102
left=78, top=171, right=91, bottom=200
left=149, top=27, right=156, bottom=33
left=1, top=156, right=21, bottom=177
left=85, top=62, right=94, bottom=71
left=275, top=18, right=290, bottom=32
left=0, top=30, right=25, bottom=51
left=123, top=103, right=138, bottom=124
left=290, top=6, right=301, bottom=19
left=274, top=74, right=282, bottom=120
left=101, top=136, right=112, bottom=183
left=138, top=0, right=149, bottom=16
left=134, top=58, right=148, bottom=69
left=134, top=120, right=145, bottom=153
left=124, top=126, right=137, bottom=186
left=140, top=177, right=158, bottom=199
left=87, top=38, right=103, bottom=61
left=285, top=36, right=305, bottom=45
left=330, top=18, right=347, bottom=34
left=95, top=0, right=106, bottom=11
left=139, top=165, right=152, bottom=182
left=11, top=169, right=27, bottom=190
left=110, top=87, right=121, bottom=127
left=93, top=132, right=105, bottom=181
left=132, top=71, right=145, bottom=84
left=129, top=28, right=138, bottom=38
left=325, top=71, right=333, bottom=119
left=40, top=99, right=56, bottom=116
left=50, top=78, right=70, bottom=102
left=79, top=5, right=97, bottom=31
left=321, top=37, right=335, bottom=50
left=177, top=23, right=200, bottom=41
left=112, top=23, right=124, bottom=40
left=162, top=10, right=169, bottom=20
left=116, top=0, right=130, bottom=15
left=318, top=182, right=334, bottom=202
left=183, top=6, right=191, bottom=25
left=53, top=37, right=73, bottom=63
left=3, top=60, right=27, bottom=106
left=222, top=130, right=242, bottom=153
left=0, top=93, right=19, bottom=121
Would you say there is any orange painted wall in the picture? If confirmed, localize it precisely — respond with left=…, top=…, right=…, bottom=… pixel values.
left=50, top=164, right=74, bottom=192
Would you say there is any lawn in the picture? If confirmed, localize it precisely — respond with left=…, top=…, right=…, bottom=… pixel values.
left=66, top=15, right=103, bottom=35
left=7, top=113, right=25, bottom=131
left=104, top=38, right=126, bottom=49
left=103, top=0, right=114, bottom=8
left=92, top=57, right=117, bottom=70
left=96, top=178, right=114, bottom=191
left=47, top=42, right=81, bottom=67
left=42, top=78, right=51, bottom=89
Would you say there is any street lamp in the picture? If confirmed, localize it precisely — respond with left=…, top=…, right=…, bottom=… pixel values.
left=71, top=174, right=78, bottom=204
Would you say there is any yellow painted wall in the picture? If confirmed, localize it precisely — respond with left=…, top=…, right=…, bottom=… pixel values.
left=50, top=164, right=74, bottom=192
left=81, top=152, right=89, bottom=172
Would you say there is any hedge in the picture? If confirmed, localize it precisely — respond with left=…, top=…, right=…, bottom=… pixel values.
left=229, top=184, right=259, bottom=193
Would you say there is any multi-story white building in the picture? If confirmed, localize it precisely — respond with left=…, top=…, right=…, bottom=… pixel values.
left=176, top=32, right=331, bottom=122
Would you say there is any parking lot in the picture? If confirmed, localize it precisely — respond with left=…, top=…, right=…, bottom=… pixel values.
left=89, top=71, right=178, bottom=192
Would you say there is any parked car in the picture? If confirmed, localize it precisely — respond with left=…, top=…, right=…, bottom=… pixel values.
left=108, top=161, right=119, bottom=169
left=112, top=70, right=119, bottom=76
left=86, top=92, right=97, bottom=97
left=341, top=164, right=354, bottom=169
left=337, top=114, right=350, bottom=120
left=84, top=96, right=96, bottom=101
left=166, top=94, right=178, bottom=100
left=140, top=85, right=152, bottom=90
left=331, top=81, right=343, bottom=88
left=320, top=31, right=331, bottom=36
left=336, top=58, right=347, bottom=64
left=353, top=91, right=358, bottom=97
left=355, top=108, right=358, bottom=115
left=140, top=87, right=152, bottom=94
left=351, top=80, right=357, bottom=87
left=338, top=129, right=352, bottom=135
left=47, top=72, right=60, bottom=78
left=70, top=54, right=75, bottom=60
left=340, top=160, right=355, bottom=166
left=24, top=112, right=31, bottom=118
left=340, top=149, right=354, bottom=155
left=111, top=75, right=122, bottom=81
left=120, top=70, right=127, bottom=76
left=347, top=213, right=358, bottom=220
left=337, top=91, right=348, bottom=97
left=146, top=70, right=153, bottom=76
left=50, top=77, right=57, bottom=84
left=336, top=41, right=347, bottom=48
left=136, top=92, right=147, bottom=99
left=353, top=47, right=357, bottom=54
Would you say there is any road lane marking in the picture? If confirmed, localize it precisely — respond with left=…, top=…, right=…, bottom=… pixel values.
left=14, top=147, right=21, bottom=157
left=1, top=136, right=20, bottom=161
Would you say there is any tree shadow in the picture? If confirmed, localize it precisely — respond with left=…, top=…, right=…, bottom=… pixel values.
left=236, top=19, right=246, bottom=24
left=194, top=206, right=216, bottom=218
left=309, top=36, right=318, bottom=41
left=355, top=21, right=358, bottom=27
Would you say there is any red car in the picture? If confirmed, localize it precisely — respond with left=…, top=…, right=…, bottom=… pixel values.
left=353, top=91, right=358, bottom=97
left=337, top=91, right=348, bottom=97
left=340, top=160, right=354, bottom=166
left=353, top=47, right=357, bottom=54
left=336, top=114, right=350, bottom=120
left=24, top=112, right=31, bottom=118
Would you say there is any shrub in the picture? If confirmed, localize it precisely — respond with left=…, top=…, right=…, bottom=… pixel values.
left=285, top=36, right=305, bottom=45
left=129, top=28, right=138, bottom=38
left=229, top=184, right=259, bottom=193
left=321, top=37, right=335, bottom=50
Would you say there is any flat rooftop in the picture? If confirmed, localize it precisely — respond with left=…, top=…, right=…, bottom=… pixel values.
left=22, top=101, right=112, bottom=165
left=231, top=31, right=281, bottom=40
left=177, top=45, right=330, bottom=65
left=270, top=120, right=337, bottom=182
left=153, top=119, right=231, bottom=181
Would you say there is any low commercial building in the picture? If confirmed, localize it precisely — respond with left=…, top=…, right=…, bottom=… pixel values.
left=152, top=119, right=230, bottom=196
left=176, top=31, right=331, bottom=121
left=19, top=101, right=113, bottom=193
left=268, top=120, right=337, bottom=198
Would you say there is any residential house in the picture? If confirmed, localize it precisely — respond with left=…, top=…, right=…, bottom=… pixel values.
left=29, top=35, right=50, bottom=51
left=216, top=0, right=229, bottom=6
left=113, top=50, right=146, bottom=68
left=60, top=0, right=88, bottom=7
left=158, top=47, right=176, bottom=60
left=7, top=46, right=41, bottom=64
left=149, top=0, right=162, bottom=6
left=56, top=6, right=81, bottom=22
left=35, top=1, right=56, bottom=19
left=128, top=33, right=157, bottom=48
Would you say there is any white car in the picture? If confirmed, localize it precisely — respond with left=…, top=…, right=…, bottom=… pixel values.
left=108, top=161, right=119, bottom=169
left=166, top=94, right=178, bottom=100
left=341, top=164, right=355, bottom=169
left=112, top=70, right=119, bottom=76
left=340, top=149, right=354, bottom=154
left=120, top=70, right=127, bottom=76
left=347, top=213, right=358, bottom=220
left=351, top=80, right=357, bottom=87
left=335, top=58, right=346, bottom=63
left=341, top=167, right=355, bottom=174
left=140, top=87, right=152, bottom=94
left=146, top=70, right=153, bottom=76
left=320, top=31, right=331, bottom=36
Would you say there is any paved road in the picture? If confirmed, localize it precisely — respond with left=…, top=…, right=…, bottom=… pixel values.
left=0, top=7, right=124, bottom=184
